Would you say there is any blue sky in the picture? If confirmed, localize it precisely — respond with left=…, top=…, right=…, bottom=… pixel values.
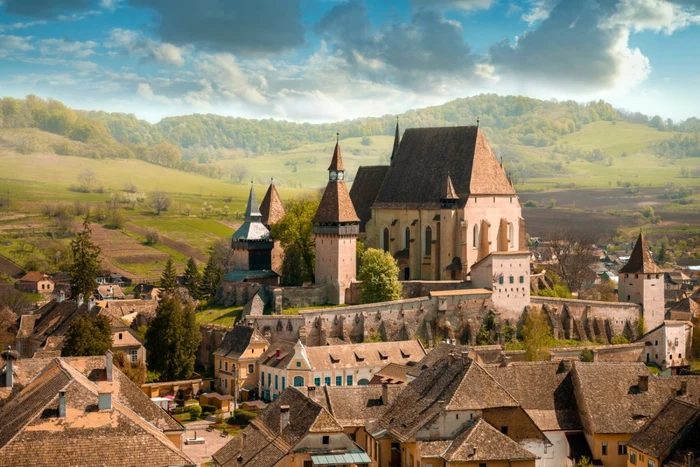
left=1, top=0, right=699, bottom=122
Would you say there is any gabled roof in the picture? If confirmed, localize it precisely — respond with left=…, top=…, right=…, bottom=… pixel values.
left=0, top=356, right=192, bottom=467
left=304, top=340, right=426, bottom=372
left=214, top=325, right=268, bottom=360
left=259, top=182, right=285, bottom=226
left=311, top=385, right=404, bottom=427
left=233, top=185, right=271, bottom=242
left=628, top=398, right=700, bottom=459
left=484, top=360, right=581, bottom=431
left=19, top=271, right=51, bottom=283
left=440, top=418, right=537, bottom=462
left=379, top=353, right=517, bottom=442
left=406, top=342, right=471, bottom=379
left=213, top=387, right=348, bottom=467
left=573, top=362, right=700, bottom=434
left=620, top=232, right=663, bottom=274
left=349, top=165, right=389, bottom=233
left=373, top=126, right=515, bottom=210
left=22, top=299, right=99, bottom=346
left=313, top=180, right=359, bottom=224
left=257, top=340, right=297, bottom=369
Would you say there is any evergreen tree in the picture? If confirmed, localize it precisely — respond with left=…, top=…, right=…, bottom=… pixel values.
left=145, top=295, right=201, bottom=381
left=70, top=218, right=101, bottom=298
left=358, top=248, right=402, bottom=304
left=200, top=253, right=224, bottom=300
left=160, top=257, right=178, bottom=296
left=62, top=314, right=112, bottom=356
left=182, top=257, right=201, bottom=299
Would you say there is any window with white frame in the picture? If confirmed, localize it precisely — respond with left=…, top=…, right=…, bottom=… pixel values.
left=129, top=349, right=138, bottom=363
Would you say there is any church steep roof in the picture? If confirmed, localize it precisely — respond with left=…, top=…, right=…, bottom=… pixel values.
left=328, top=140, right=345, bottom=172
left=349, top=165, right=389, bottom=232
left=619, top=232, right=662, bottom=274
left=260, top=182, right=285, bottom=226
left=373, top=126, right=515, bottom=209
left=313, top=182, right=359, bottom=224
left=233, top=185, right=271, bottom=242
left=390, top=120, right=400, bottom=162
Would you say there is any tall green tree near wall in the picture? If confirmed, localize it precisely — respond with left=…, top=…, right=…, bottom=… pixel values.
left=523, top=309, right=553, bottom=361
left=358, top=248, right=402, bottom=304
left=182, top=257, right=201, bottom=300
left=271, top=196, right=319, bottom=285
left=70, top=218, right=101, bottom=298
left=63, top=314, right=112, bottom=356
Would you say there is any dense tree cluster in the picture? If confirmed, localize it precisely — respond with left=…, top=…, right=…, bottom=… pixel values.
left=62, top=314, right=113, bottom=357
left=271, top=196, right=319, bottom=286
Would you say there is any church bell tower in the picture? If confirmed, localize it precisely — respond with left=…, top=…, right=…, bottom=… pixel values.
left=313, top=134, right=360, bottom=304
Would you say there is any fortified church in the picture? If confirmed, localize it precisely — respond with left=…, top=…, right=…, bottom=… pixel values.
left=223, top=123, right=672, bottom=354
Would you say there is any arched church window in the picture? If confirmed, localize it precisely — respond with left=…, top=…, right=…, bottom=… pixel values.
left=473, top=224, right=479, bottom=248
left=424, top=226, right=432, bottom=256
left=382, top=227, right=390, bottom=252
left=404, top=227, right=410, bottom=249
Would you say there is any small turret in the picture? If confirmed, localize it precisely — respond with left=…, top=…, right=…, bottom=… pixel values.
left=1, top=346, right=19, bottom=388
left=440, top=173, right=459, bottom=209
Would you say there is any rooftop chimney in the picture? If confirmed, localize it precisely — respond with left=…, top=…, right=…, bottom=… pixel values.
left=1, top=346, right=19, bottom=388
left=98, top=392, right=112, bottom=411
left=687, top=452, right=694, bottom=467
left=57, top=289, right=65, bottom=303
left=88, top=295, right=96, bottom=311
left=307, top=386, right=316, bottom=401
left=500, top=356, right=512, bottom=367
left=58, top=390, right=66, bottom=418
left=382, top=382, right=390, bottom=405
left=276, top=349, right=280, bottom=358
left=638, top=375, right=649, bottom=393
left=438, top=400, right=446, bottom=435
left=280, top=405, right=290, bottom=432
left=105, top=350, right=113, bottom=382
left=77, top=293, right=84, bottom=307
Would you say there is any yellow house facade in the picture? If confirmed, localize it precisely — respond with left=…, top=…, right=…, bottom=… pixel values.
left=213, top=325, right=269, bottom=401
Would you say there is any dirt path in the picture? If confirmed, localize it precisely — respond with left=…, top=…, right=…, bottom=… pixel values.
left=126, top=224, right=208, bottom=263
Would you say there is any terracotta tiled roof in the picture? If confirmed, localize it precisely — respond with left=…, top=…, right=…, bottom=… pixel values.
left=619, top=233, right=663, bottom=274
left=328, top=141, right=345, bottom=171
left=406, top=343, right=470, bottom=379
left=19, top=271, right=49, bottom=283
left=573, top=362, right=700, bottom=434
left=214, top=325, right=268, bottom=360
left=373, top=126, right=515, bottom=209
left=349, top=165, right=389, bottom=233
left=259, top=182, right=285, bottom=226
left=257, top=340, right=297, bottom=369
left=313, top=181, right=359, bottom=224
left=0, top=356, right=191, bottom=466
left=628, top=398, right=700, bottom=459
left=310, top=385, right=404, bottom=427
left=371, top=362, right=411, bottom=384
left=484, top=361, right=581, bottom=431
left=304, top=340, right=425, bottom=372
left=22, top=300, right=99, bottom=346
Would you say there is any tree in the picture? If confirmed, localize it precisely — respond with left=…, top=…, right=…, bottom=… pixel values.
left=150, top=190, right=171, bottom=215
left=580, top=279, right=616, bottom=302
left=271, top=196, right=319, bottom=285
left=200, top=253, right=224, bottom=301
left=70, top=218, right=101, bottom=298
left=78, top=168, right=97, bottom=186
left=160, top=258, right=178, bottom=296
left=0, top=288, right=33, bottom=314
left=358, top=248, right=402, bottom=304
left=522, top=309, right=552, bottom=362
left=210, top=238, right=235, bottom=273
left=231, top=163, right=250, bottom=183
left=576, top=456, right=593, bottom=467
left=113, top=350, right=146, bottom=385
left=182, top=257, right=201, bottom=300
left=145, top=295, right=201, bottom=381
left=62, top=314, right=112, bottom=356
left=0, top=306, right=18, bottom=349
left=547, top=228, right=598, bottom=293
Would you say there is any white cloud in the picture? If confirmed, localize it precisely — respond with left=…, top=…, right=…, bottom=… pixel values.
left=137, top=82, right=178, bottom=105
left=521, top=0, right=559, bottom=24
left=0, top=20, right=47, bottom=33
left=192, top=53, right=267, bottom=105
left=38, top=38, right=99, bottom=58
left=0, top=35, right=34, bottom=58
left=411, top=0, right=496, bottom=10
left=607, top=0, right=700, bottom=34
left=105, top=29, right=188, bottom=67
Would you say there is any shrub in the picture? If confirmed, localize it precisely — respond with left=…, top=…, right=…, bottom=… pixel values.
left=580, top=349, right=594, bottom=362
left=145, top=230, right=160, bottom=245
left=200, top=404, right=217, bottom=414
left=233, top=409, right=257, bottom=421
left=188, top=405, right=202, bottom=419
left=172, top=406, right=188, bottom=414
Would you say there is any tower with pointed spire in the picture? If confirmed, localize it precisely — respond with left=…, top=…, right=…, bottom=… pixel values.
left=226, top=183, right=279, bottom=284
left=390, top=117, right=400, bottom=164
left=259, top=178, right=286, bottom=274
left=618, top=232, right=664, bottom=332
left=313, top=135, right=360, bottom=304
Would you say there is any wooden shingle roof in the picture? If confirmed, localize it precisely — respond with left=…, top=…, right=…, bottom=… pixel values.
left=313, top=180, right=359, bottom=224
left=214, top=325, right=268, bottom=360
left=259, top=182, right=285, bottom=226
left=628, top=398, right=700, bottom=459
left=373, top=126, right=515, bottom=209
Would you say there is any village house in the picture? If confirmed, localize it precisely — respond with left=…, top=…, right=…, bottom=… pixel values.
left=111, top=321, right=146, bottom=366
left=351, top=124, right=527, bottom=282
left=257, top=339, right=426, bottom=402
left=626, top=398, right=700, bottom=467
left=368, top=351, right=546, bottom=467
left=213, top=323, right=269, bottom=401
left=16, top=271, right=54, bottom=294
left=212, top=386, right=371, bottom=467
left=0, top=350, right=192, bottom=466
left=96, top=284, right=126, bottom=300
left=638, top=320, right=692, bottom=372
left=572, top=362, right=700, bottom=467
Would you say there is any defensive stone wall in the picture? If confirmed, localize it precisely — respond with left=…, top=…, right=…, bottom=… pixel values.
left=246, top=315, right=306, bottom=344
left=549, top=342, right=645, bottom=362
left=530, top=296, right=642, bottom=343
left=215, top=280, right=328, bottom=309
